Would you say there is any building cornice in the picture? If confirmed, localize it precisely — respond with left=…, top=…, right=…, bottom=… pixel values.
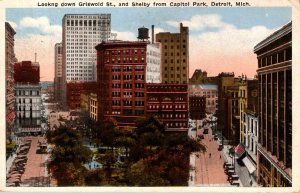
left=254, top=22, right=292, bottom=53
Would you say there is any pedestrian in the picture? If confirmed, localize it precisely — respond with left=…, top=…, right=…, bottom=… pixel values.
left=209, top=153, right=211, bottom=158
left=220, top=155, right=222, bottom=159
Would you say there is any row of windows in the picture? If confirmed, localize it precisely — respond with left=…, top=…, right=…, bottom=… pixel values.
left=106, top=57, right=145, bottom=64
left=67, top=65, right=93, bottom=69
left=15, top=90, right=40, bottom=96
left=112, top=75, right=144, bottom=81
left=111, top=66, right=144, bottom=72
left=105, top=49, right=145, bottom=55
left=67, top=70, right=93, bottom=73
left=90, top=99, right=97, bottom=106
left=164, top=59, right=186, bottom=64
left=67, top=77, right=93, bottom=80
left=66, top=19, right=110, bottom=27
left=90, top=106, right=97, bottom=114
left=111, top=109, right=144, bottom=116
left=165, top=122, right=187, bottom=128
left=157, top=38, right=186, bottom=43
left=148, top=104, right=186, bottom=109
left=164, top=52, right=186, bottom=56
left=161, top=113, right=187, bottom=118
left=66, top=15, right=110, bottom=19
left=112, top=83, right=145, bottom=89
left=17, top=98, right=40, bottom=104
left=258, top=47, right=292, bottom=68
left=111, top=100, right=145, bottom=106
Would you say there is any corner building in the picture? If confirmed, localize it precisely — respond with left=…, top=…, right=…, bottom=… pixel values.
left=96, top=41, right=161, bottom=127
left=254, top=22, right=292, bottom=186
left=14, top=61, right=41, bottom=129
left=156, top=23, right=189, bottom=84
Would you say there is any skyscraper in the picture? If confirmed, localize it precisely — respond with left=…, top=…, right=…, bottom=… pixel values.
left=62, top=14, right=111, bottom=107
left=54, top=43, right=63, bottom=103
left=156, top=23, right=189, bottom=84
left=62, top=14, right=111, bottom=82
left=254, top=22, right=292, bottom=187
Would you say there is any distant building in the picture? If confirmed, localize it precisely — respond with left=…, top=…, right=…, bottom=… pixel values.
left=254, top=22, right=292, bottom=186
left=90, top=93, right=98, bottom=122
left=189, top=96, right=206, bottom=120
left=66, top=81, right=98, bottom=109
left=189, top=69, right=217, bottom=84
left=188, top=84, right=218, bottom=114
left=146, top=84, right=188, bottom=132
left=5, top=22, right=17, bottom=138
left=241, top=79, right=259, bottom=183
left=14, top=61, right=41, bottom=130
left=156, top=23, right=189, bottom=84
left=54, top=43, right=63, bottom=103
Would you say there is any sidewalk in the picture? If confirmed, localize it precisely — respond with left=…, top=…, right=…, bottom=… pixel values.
left=221, top=144, right=258, bottom=187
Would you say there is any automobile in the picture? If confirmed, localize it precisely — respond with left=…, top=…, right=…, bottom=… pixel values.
left=203, top=128, right=209, bottom=134
left=191, top=127, right=196, bottom=131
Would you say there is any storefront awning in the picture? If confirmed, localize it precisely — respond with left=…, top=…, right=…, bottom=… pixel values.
left=242, top=156, right=256, bottom=174
left=6, top=111, right=15, bottom=123
left=234, top=143, right=246, bottom=158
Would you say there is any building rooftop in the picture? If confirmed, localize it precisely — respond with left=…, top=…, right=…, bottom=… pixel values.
left=190, top=84, right=217, bottom=90
left=254, top=21, right=292, bottom=52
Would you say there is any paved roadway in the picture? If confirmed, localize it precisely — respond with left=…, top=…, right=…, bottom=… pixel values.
left=193, top=127, right=230, bottom=186
left=20, top=136, right=49, bottom=186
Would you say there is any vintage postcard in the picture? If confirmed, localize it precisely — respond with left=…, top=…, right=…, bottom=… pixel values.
left=1, top=0, right=300, bottom=192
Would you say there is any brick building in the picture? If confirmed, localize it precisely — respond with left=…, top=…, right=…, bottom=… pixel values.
left=189, top=96, right=206, bottom=120
left=254, top=22, right=292, bottom=186
left=96, top=41, right=149, bottom=127
left=66, top=81, right=98, bottom=109
left=156, top=23, right=189, bottom=84
left=146, top=84, right=188, bottom=132
left=5, top=22, right=17, bottom=138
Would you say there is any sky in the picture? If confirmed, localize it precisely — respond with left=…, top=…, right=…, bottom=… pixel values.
left=6, top=7, right=291, bottom=81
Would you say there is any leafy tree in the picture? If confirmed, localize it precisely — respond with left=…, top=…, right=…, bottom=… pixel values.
left=47, top=124, right=92, bottom=186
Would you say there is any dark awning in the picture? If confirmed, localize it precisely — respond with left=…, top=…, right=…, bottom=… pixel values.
left=234, top=143, right=246, bottom=158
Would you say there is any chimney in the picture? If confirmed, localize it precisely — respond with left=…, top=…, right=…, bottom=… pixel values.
left=152, top=25, right=154, bottom=44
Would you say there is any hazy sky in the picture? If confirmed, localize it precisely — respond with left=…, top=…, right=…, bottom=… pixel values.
left=6, top=7, right=291, bottom=81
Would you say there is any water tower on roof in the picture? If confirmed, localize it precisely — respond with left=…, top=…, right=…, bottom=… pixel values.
left=137, top=26, right=149, bottom=42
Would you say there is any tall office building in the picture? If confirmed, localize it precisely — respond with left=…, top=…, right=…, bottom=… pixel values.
left=254, top=22, right=292, bottom=186
left=62, top=14, right=111, bottom=107
left=54, top=43, right=63, bottom=103
left=156, top=23, right=189, bottom=84
left=62, top=14, right=111, bottom=82
left=96, top=41, right=148, bottom=127
left=5, top=22, right=17, bottom=138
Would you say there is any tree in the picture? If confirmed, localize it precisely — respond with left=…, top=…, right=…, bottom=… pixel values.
left=47, top=124, right=92, bottom=186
